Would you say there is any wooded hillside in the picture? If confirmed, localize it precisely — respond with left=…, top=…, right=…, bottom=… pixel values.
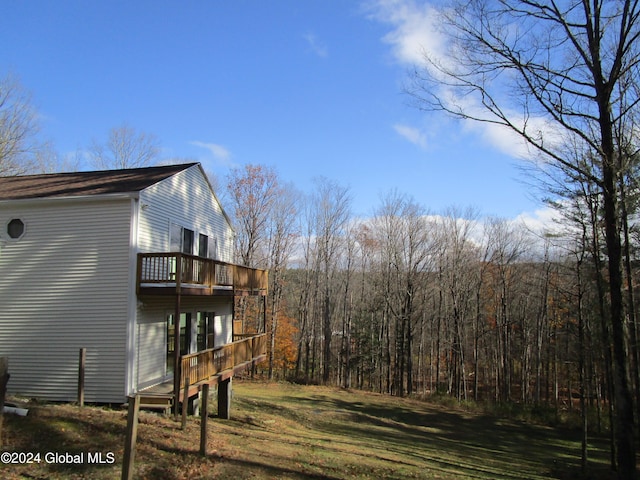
left=226, top=165, right=640, bottom=477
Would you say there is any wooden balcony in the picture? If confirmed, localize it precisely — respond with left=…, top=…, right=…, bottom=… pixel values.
left=136, top=253, right=268, bottom=296
left=180, top=333, right=267, bottom=390
left=139, top=333, right=267, bottom=405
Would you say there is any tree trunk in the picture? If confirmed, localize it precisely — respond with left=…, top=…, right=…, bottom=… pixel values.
left=602, top=167, right=636, bottom=478
left=620, top=177, right=640, bottom=428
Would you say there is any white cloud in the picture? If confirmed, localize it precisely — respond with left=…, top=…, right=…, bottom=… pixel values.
left=463, top=118, right=531, bottom=159
left=189, top=140, right=237, bottom=168
left=367, top=0, right=563, bottom=161
left=366, top=0, right=445, bottom=66
left=514, top=206, right=565, bottom=237
left=393, top=123, right=427, bottom=149
left=303, top=33, right=328, bottom=58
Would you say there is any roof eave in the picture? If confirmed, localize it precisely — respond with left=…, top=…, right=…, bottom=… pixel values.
left=0, top=191, right=140, bottom=206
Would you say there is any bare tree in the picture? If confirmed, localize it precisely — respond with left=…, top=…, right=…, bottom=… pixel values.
left=310, top=177, right=352, bottom=384
left=484, top=217, right=528, bottom=402
left=409, top=2, right=639, bottom=475
left=0, top=74, right=43, bottom=175
left=89, top=124, right=160, bottom=170
left=226, top=164, right=280, bottom=268
left=374, top=191, right=433, bottom=396
left=266, top=183, right=300, bottom=379
left=435, top=207, right=482, bottom=400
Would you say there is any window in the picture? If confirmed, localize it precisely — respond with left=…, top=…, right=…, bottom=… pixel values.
left=166, top=315, right=175, bottom=375
left=170, top=223, right=195, bottom=254
left=196, top=311, right=216, bottom=351
left=182, top=228, right=194, bottom=255
left=7, top=218, right=25, bottom=239
left=198, top=233, right=209, bottom=258
left=207, top=312, right=215, bottom=348
left=170, top=223, right=215, bottom=259
left=166, top=313, right=192, bottom=374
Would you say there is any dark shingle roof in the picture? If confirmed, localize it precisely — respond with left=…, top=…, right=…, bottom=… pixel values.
left=0, top=163, right=197, bottom=201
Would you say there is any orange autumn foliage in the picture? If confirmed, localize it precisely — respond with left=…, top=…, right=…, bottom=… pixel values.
left=270, top=311, right=299, bottom=374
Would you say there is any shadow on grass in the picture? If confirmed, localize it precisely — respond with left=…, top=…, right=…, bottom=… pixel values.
left=143, top=450, right=343, bottom=480
left=2, top=388, right=619, bottom=480
left=261, top=392, right=614, bottom=480
left=2, top=404, right=124, bottom=479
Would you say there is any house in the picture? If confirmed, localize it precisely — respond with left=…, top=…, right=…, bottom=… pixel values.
left=0, top=163, right=267, bottom=411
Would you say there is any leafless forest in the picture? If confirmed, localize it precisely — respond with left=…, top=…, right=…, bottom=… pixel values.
left=225, top=3, right=640, bottom=476
left=225, top=161, right=638, bottom=476
left=230, top=166, right=634, bottom=409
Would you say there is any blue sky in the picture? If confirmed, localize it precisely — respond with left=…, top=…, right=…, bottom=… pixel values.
left=1, top=0, right=544, bottom=221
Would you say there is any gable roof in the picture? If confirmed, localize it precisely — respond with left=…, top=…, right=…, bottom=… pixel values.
left=0, top=163, right=198, bottom=201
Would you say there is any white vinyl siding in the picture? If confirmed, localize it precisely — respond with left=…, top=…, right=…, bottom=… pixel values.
left=0, top=164, right=239, bottom=402
left=0, top=198, right=132, bottom=403
left=135, top=297, right=174, bottom=389
left=133, top=165, right=237, bottom=390
left=135, top=297, right=233, bottom=389
left=137, top=165, right=234, bottom=262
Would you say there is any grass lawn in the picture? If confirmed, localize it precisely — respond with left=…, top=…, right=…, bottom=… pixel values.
left=1, top=380, right=614, bottom=479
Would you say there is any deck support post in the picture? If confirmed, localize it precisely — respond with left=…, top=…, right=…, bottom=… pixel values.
left=181, top=374, right=190, bottom=429
left=263, top=295, right=267, bottom=334
left=173, top=293, right=181, bottom=420
left=200, top=383, right=210, bottom=456
left=218, top=378, right=231, bottom=420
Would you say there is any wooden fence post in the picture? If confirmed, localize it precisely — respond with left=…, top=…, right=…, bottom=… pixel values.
left=0, top=357, right=9, bottom=448
left=200, top=383, right=209, bottom=456
left=78, top=348, right=86, bottom=407
left=121, top=395, right=140, bottom=480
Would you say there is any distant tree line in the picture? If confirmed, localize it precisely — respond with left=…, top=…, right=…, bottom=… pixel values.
left=226, top=160, right=639, bottom=478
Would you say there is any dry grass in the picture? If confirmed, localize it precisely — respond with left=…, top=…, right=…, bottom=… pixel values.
left=1, top=380, right=613, bottom=479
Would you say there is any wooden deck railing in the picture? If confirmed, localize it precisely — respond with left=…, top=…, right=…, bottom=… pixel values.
left=180, top=333, right=267, bottom=387
left=137, top=253, right=267, bottom=295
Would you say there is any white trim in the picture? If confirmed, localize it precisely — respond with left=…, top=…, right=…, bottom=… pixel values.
left=0, top=192, right=139, bottom=207
left=125, top=197, right=140, bottom=395
left=164, top=309, right=173, bottom=381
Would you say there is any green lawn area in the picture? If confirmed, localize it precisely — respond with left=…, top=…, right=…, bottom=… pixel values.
left=1, top=380, right=613, bottom=479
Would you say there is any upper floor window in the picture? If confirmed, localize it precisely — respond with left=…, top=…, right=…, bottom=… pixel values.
left=182, top=228, right=194, bottom=255
left=170, top=223, right=194, bottom=254
left=7, top=218, right=25, bottom=240
left=170, top=223, right=214, bottom=258
left=198, top=233, right=209, bottom=258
